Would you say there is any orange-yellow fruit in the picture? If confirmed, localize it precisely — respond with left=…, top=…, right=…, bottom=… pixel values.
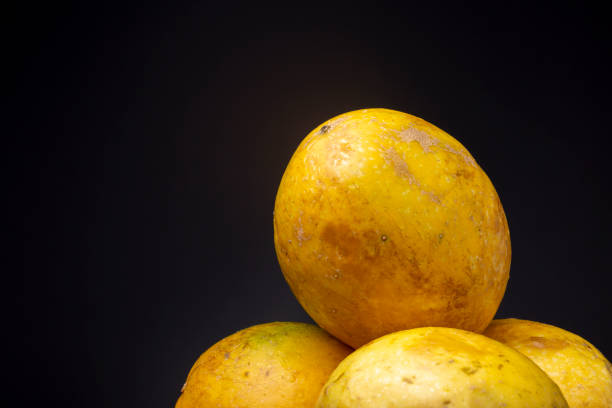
left=316, top=327, right=568, bottom=407
left=273, top=108, right=511, bottom=348
left=175, top=322, right=352, bottom=408
left=484, top=318, right=612, bottom=408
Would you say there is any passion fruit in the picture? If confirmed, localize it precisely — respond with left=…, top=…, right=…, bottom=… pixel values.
left=176, top=322, right=352, bottom=408
left=316, top=327, right=568, bottom=407
left=485, top=318, right=612, bottom=408
left=274, top=108, right=510, bottom=348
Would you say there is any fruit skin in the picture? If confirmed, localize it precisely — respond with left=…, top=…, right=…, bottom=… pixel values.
left=274, top=108, right=510, bottom=348
left=316, top=327, right=569, bottom=408
left=175, top=322, right=352, bottom=408
left=484, top=318, right=612, bottom=408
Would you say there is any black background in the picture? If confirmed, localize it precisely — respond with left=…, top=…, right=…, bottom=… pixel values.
left=15, top=2, right=612, bottom=407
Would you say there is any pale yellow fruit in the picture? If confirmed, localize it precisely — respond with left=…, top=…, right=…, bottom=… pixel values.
left=274, top=108, right=510, bottom=348
left=484, top=318, right=612, bottom=408
left=176, top=322, right=352, bottom=408
left=317, top=327, right=568, bottom=408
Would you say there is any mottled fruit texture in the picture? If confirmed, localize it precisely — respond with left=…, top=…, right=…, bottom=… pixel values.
left=175, top=322, right=352, bottom=408
left=484, top=318, right=612, bottom=408
left=274, top=108, right=511, bottom=348
left=317, top=327, right=569, bottom=408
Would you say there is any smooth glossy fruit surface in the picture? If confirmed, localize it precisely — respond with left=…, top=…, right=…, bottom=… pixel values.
left=176, top=322, right=352, bottom=408
left=484, top=318, right=612, bottom=408
left=317, top=327, right=568, bottom=408
left=274, top=108, right=510, bottom=348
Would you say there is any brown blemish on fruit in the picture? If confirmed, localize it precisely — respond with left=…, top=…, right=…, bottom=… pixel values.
left=321, top=223, right=361, bottom=258
left=527, top=336, right=569, bottom=350
left=224, top=352, right=230, bottom=359
left=320, top=125, right=331, bottom=134
left=443, top=400, right=451, bottom=405
left=244, top=371, right=249, bottom=377
left=397, top=127, right=438, bottom=153
left=393, top=127, right=476, bottom=167
left=402, top=376, right=414, bottom=384
left=498, top=364, right=503, bottom=370
left=441, top=277, right=469, bottom=309
left=455, top=168, right=474, bottom=179
left=404, top=252, right=428, bottom=287
left=381, top=234, right=388, bottom=241
left=384, top=147, right=416, bottom=183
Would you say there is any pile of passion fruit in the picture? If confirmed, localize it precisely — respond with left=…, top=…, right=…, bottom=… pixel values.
left=176, top=109, right=611, bottom=408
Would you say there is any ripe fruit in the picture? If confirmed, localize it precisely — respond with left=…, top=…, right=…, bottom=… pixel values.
left=274, top=108, right=511, bottom=348
left=175, top=322, right=352, bottom=408
left=484, top=318, right=612, bottom=408
left=316, top=327, right=568, bottom=408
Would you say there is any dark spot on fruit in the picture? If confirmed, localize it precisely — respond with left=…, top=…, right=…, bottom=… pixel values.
left=443, top=400, right=451, bottom=405
left=448, top=359, right=455, bottom=364
left=498, top=364, right=503, bottom=370
left=321, top=223, right=360, bottom=258
left=320, top=125, right=331, bottom=133
left=455, top=168, right=474, bottom=179
left=381, top=234, right=388, bottom=241
left=402, top=377, right=413, bottom=384
left=244, top=371, right=249, bottom=377
left=461, top=366, right=479, bottom=375
left=224, top=352, right=230, bottom=359
left=265, top=370, right=270, bottom=376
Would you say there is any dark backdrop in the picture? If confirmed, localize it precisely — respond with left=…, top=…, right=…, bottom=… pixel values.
left=15, top=2, right=611, bottom=407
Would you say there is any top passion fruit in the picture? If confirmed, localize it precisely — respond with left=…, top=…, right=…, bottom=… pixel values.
left=273, top=108, right=511, bottom=348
